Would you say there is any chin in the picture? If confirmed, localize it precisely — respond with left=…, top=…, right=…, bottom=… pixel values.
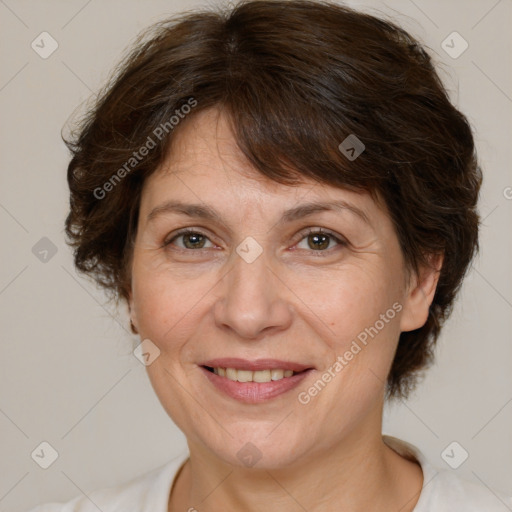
left=204, top=426, right=312, bottom=470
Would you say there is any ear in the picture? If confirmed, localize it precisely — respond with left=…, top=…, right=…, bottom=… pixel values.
left=399, top=253, right=443, bottom=332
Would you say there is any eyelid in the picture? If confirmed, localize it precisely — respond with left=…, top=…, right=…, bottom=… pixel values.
left=163, top=227, right=217, bottom=249
left=163, top=226, right=347, bottom=252
left=293, top=226, right=346, bottom=244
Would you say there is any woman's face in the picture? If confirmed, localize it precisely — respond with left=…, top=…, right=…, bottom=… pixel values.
left=129, top=108, right=435, bottom=468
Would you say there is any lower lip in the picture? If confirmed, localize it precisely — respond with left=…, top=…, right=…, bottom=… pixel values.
left=200, top=367, right=313, bottom=403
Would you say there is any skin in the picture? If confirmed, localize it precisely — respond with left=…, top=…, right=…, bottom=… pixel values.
left=128, top=107, right=442, bottom=511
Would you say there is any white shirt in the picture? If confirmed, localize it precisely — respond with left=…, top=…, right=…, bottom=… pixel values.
left=27, top=435, right=512, bottom=511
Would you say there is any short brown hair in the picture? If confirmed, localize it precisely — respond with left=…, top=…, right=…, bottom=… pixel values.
left=64, top=0, right=482, bottom=399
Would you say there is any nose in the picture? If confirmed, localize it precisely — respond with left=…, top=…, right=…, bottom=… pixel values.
left=213, top=245, right=293, bottom=340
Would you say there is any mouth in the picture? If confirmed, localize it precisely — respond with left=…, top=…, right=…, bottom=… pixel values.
left=204, top=365, right=300, bottom=382
left=199, top=358, right=314, bottom=403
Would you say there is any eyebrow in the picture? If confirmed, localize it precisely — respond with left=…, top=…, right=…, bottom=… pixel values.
left=147, top=199, right=371, bottom=227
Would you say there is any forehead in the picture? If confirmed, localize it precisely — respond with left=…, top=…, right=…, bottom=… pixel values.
left=151, top=107, right=294, bottom=194
left=139, top=107, right=385, bottom=225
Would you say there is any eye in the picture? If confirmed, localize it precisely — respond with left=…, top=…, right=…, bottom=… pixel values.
left=163, top=229, right=215, bottom=250
left=294, top=228, right=346, bottom=254
left=163, top=227, right=346, bottom=254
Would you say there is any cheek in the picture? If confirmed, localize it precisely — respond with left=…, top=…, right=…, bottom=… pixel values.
left=315, top=262, right=402, bottom=339
left=130, top=261, right=214, bottom=350
left=312, top=262, right=404, bottom=391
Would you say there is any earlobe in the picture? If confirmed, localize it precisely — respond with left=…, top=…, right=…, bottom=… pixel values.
left=127, top=290, right=139, bottom=335
left=399, top=254, right=443, bottom=332
left=130, top=319, right=139, bottom=335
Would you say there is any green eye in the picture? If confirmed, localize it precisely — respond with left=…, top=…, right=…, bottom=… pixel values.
left=164, top=230, right=214, bottom=250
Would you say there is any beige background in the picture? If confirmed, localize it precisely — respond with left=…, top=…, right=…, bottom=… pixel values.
left=1, top=0, right=511, bottom=510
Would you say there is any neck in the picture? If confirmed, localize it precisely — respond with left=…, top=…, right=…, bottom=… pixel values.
left=170, top=425, right=423, bottom=511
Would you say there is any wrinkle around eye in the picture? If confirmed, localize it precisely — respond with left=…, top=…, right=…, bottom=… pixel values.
left=140, top=218, right=380, bottom=257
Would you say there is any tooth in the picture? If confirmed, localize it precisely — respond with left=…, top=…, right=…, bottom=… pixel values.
left=216, top=367, right=295, bottom=381
left=237, top=370, right=253, bottom=382
left=253, top=369, right=271, bottom=383
left=226, top=368, right=238, bottom=381
left=271, top=369, right=284, bottom=380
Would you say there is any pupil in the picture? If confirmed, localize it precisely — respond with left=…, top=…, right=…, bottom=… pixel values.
left=185, top=233, right=205, bottom=249
left=309, top=234, right=329, bottom=250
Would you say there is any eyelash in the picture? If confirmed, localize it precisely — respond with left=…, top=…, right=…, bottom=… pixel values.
left=163, top=227, right=347, bottom=256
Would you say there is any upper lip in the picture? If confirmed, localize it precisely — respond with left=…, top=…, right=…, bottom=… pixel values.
left=200, top=358, right=313, bottom=372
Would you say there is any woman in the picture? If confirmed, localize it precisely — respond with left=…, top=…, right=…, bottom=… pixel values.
left=29, top=0, right=511, bottom=510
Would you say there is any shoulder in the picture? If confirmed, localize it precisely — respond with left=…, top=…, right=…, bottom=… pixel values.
left=421, top=467, right=512, bottom=511
left=383, top=435, right=512, bottom=512
left=25, top=454, right=188, bottom=512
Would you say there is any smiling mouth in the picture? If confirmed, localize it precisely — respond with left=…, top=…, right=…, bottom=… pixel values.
left=200, top=362, right=314, bottom=403
left=203, top=366, right=301, bottom=383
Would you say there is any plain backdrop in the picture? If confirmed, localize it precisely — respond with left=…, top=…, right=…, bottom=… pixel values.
left=1, top=0, right=511, bottom=510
